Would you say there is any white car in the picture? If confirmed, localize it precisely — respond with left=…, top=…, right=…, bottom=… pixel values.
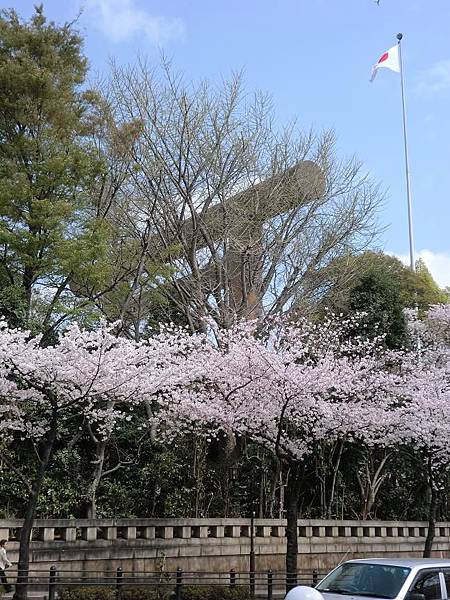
left=314, top=558, right=450, bottom=600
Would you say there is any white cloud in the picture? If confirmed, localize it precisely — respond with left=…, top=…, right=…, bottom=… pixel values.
left=394, top=249, right=450, bottom=288
left=86, top=0, right=184, bottom=44
left=416, top=59, right=450, bottom=95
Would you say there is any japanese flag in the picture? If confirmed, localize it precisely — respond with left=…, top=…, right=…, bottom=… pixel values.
left=370, top=44, right=400, bottom=81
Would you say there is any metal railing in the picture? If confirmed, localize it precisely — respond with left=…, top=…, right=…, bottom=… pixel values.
left=1, top=567, right=327, bottom=599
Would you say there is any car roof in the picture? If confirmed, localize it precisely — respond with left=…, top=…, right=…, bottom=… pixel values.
left=346, top=558, right=450, bottom=569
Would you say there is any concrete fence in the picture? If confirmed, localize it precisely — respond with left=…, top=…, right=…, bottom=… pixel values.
left=1, top=518, right=450, bottom=574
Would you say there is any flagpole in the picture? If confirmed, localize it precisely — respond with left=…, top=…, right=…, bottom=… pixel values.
left=397, top=34, right=421, bottom=354
left=396, top=32, right=415, bottom=273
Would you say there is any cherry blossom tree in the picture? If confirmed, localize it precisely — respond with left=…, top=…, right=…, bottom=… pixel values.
left=0, top=321, right=203, bottom=600
left=380, top=304, right=450, bottom=557
left=80, top=324, right=208, bottom=519
left=156, top=314, right=397, bottom=589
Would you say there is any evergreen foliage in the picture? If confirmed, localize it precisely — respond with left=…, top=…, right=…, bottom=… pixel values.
left=0, top=6, right=106, bottom=331
left=320, top=251, right=448, bottom=348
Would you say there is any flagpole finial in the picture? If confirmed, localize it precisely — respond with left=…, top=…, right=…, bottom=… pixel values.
left=397, top=33, right=403, bottom=41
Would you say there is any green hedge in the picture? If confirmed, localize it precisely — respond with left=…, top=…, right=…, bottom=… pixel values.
left=182, top=585, right=251, bottom=600
left=59, top=588, right=116, bottom=600
left=59, top=587, right=117, bottom=600
left=58, top=585, right=251, bottom=600
left=122, top=588, right=164, bottom=600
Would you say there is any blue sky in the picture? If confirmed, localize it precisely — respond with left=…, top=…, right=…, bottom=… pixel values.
left=10, top=0, right=450, bottom=286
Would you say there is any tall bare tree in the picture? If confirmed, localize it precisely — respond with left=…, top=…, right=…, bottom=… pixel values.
left=106, top=60, right=383, bottom=330
left=67, top=85, right=177, bottom=340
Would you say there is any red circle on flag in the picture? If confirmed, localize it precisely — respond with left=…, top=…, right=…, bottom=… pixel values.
left=378, top=52, right=389, bottom=64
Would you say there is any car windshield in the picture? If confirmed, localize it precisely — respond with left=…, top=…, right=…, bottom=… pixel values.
left=316, top=563, right=411, bottom=599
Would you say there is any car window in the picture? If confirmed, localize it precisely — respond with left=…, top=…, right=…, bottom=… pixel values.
left=410, top=571, right=443, bottom=600
left=442, top=571, right=450, bottom=598
left=316, top=563, right=410, bottom=598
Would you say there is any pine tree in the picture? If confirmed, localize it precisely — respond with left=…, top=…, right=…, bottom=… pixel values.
left=0, top=6, right=106, bottom=334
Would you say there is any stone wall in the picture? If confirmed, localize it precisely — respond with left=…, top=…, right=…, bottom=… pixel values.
left=1, top=518, right=450, bottom=577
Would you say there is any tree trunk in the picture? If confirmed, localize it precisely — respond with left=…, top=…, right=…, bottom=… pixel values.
left=356, top=450, right=390, bottom=520
left=361, top=488, right=376, bottom=521
left=14, top=421, right=57, bottom=600
left=86, top=440, right=107, bottom=519
left=22, top=265, right=34, bottom=322
left=268, top=460, right=281, bottom=518
left=259, top=457, right=266, bottom=518
left=285, top=465, right=302, bottom=593
left=423, top=458, right=438, bottom=558
left=327, top=440, right=344, bottom=519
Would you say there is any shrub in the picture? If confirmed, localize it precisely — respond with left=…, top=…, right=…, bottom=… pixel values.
left=58, top=584, right=251, bottom=600
left=182, top=585, right=251, bottom=600
left=122, top=587, right=165, bottom=600
left=59, top=587, right=116, bottom=600
left=59, top=586, right=169, bottom=600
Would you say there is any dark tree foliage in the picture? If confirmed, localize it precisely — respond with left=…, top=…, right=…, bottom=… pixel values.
left=349, top=269, right=408, bottom=349
left=319, top=251, right=448, bottom=349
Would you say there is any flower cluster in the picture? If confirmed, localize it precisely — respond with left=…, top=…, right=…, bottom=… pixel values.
left=2, top=305, right=450, bottom=476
